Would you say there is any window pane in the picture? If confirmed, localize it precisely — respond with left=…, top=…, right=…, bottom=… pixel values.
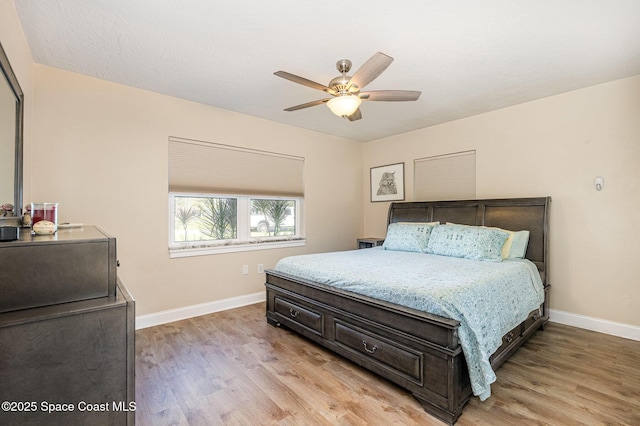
left=250, top=199, right=295, bottom=238
left=174, top=196, right=237, bottom=242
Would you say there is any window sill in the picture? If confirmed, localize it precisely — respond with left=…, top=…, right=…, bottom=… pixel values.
left=169, top=238, right=306, bottom=258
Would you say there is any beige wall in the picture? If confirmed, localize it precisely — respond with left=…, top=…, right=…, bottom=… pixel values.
left=363, top=75, right=640, bottom=326
left=31, top=65, right=363, bottom=316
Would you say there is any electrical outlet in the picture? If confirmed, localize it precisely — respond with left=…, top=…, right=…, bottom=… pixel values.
left=242, top=265, right=249, bottom=275
left=257, top=264, right=264, bottom=274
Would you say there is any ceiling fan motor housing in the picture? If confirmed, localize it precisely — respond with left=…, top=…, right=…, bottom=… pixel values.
left=329, top=76, right=358, bottom=95
left=330, top=60, right=358, bottom=94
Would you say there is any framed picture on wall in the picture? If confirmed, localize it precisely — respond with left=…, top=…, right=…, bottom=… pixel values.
left=370, top=162, right=405, bottom=202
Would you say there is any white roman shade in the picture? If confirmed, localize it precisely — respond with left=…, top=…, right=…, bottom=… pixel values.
left=169, top=137, right=304, bottom=197
left=414, top=150, right=476, bottom=201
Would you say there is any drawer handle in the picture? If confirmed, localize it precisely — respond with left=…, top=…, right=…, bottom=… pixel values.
left=362, top=340, right=378, bottom=354
left=505, top=332, right=514, bottom=343
left=532, top=312, right=540, bottom=321
left=289, top=308, right=299, bottom=318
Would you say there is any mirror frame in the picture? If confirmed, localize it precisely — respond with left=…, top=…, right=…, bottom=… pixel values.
left=0, top=41, right=24, bottom=217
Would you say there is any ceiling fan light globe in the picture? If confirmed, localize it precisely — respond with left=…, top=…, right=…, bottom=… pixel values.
left=327, top=95, right=361, bottom=117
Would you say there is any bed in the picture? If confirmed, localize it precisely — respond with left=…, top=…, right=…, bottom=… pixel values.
left=265, top=197, right=550, bottom=424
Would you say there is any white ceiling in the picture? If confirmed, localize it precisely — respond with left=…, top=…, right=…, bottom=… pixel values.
left=14, top=0, right=640, bottom=142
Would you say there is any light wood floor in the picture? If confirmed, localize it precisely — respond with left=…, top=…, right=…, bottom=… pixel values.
left=135, top=302, right=640, bottom=425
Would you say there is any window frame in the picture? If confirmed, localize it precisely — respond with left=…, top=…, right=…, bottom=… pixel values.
left=168, top=192, right=305, bottom=258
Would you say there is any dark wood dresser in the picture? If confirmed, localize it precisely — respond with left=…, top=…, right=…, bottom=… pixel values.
left=0, top=226, right=135, bottom=425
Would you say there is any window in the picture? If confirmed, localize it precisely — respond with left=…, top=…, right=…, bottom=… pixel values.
left=173, top=195, right=238, bottom=243
left=168, top=137, right=305, bottom=257
left=169, top=194, right=303, bottom=256
left=414, top=150, right=476, bottom=201
left=249, top=198, right=296, bottom=238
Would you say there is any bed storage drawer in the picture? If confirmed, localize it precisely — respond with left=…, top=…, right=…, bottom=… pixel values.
left=523, top=308, right=542, bottom=334
left=273, top=296, right=323, bottom=336
left=334, top=320, right=422, bottom=382
left=493, top=323, right=522, bottom=356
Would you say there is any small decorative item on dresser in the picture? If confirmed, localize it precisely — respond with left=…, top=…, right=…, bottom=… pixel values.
left=357, top=237, right=385, bottom=249
left=31, top=202, right=58, bottom=234
left=22, top=204, right=31, bottom=227
left=1, top=203, right=14, bottom=216
left=0, top=204, right=20, bottom=229
left=33, top=220, right=56, bottom=235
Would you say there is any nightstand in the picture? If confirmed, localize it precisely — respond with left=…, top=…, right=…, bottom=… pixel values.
left=357, top=237, right=385, bottom=249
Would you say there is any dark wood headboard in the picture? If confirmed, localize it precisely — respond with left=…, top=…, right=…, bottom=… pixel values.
left=388, top=197, right=551, bottom=286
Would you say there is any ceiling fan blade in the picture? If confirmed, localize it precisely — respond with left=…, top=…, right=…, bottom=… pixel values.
left=274, top=71, right=337, bottom=95
left=359, top=90, right=421, bottom=102
left=347, top=108, right=362, bottom=121
left=284, top=98, right=332, bottom=112
left=346, top=52, right=393, bottom=91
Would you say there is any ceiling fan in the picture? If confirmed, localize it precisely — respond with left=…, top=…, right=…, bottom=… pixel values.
left=274, top=52, right=421, bottom=121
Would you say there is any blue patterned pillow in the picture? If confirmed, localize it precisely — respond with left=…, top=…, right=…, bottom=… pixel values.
left=426, top=224, right=509, bottom=262
left=383, top=223, right=436, bottom=253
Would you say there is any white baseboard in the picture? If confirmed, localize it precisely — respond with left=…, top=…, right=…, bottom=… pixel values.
left=549, top=309, right=640, bottom=341
left=135, top=291, right=265, bottom=330
left=135, top=296, right=640, bottom=342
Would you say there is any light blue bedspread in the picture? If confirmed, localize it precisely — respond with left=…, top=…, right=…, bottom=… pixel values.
left=274, top=247, right=544, bottom=401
